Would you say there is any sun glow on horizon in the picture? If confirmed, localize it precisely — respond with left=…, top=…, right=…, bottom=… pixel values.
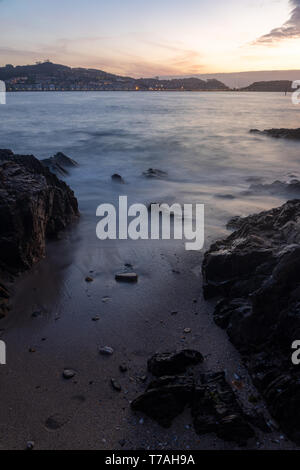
left=0, top=0, right=299, bottom=76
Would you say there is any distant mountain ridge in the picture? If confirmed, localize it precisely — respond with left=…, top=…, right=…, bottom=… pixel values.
left=0, top=61, right=229, bottom=92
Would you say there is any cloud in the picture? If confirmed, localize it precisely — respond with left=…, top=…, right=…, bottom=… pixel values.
left=254, top=0, right=300, bottom=44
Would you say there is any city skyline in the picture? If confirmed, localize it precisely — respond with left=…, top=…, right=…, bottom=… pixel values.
left=1, top=0, right=300, bottom=77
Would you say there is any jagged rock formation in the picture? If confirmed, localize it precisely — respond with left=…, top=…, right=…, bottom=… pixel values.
left=202, top=199, right=300, bottom=443
left=41, top=152, right=78, bottom=176
left=0, top=149, right=79, bottom=317
left=248, top=180, right=300, bottom=196
left=250, top=128, right=300, bottom=140
left=131, top=352, right=256, bottom=445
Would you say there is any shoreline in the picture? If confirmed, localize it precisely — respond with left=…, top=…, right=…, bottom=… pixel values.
left=0, top=147, right=299, bottom=449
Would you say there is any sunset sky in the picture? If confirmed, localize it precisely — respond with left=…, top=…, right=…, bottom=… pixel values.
left=1, top=0, right=300, bottom=76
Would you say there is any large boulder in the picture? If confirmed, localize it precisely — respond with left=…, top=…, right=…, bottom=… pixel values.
left=202, top=199, right=300, bottom=443
left=0, top=149, right=79, bottom=273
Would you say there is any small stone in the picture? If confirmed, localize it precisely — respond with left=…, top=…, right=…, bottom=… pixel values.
left=139, top=418, right=144, bottom=425
left=26, top=441, right=35, bottom=451
left=111, top=378, right=122, bottom=391
left=111, top=174, right=124, bottom=183
left=171, top=311, right=178, bottom=316
left=115, top=273, right=138, bottom=283
left=99, top=346, right=114, bottom=356
left=63, top=369, right=76, bottom=379
left=85, top=276, right=94, bottom=283
left=32, top=310, right=42, bottom=318
left=29, top=348, right=36, bottom=353
left=119, top=364, right=128, bottom=373
left=183, top=328, right=191, bottom=334
left=119, top=439, right=126, bottom=447
left=92, top=316, right=100, bottom=321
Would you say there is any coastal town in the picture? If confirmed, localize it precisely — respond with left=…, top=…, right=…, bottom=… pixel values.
left=1, top=61, right=295, bottom=93
left=1, top=60, right=229, bottom=92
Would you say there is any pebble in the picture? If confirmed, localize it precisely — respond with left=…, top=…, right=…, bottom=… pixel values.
left=32, top=311, right=42, bottom=318
left=26, top=441, right=35, bottom=451
left=85, top=276, right=94, bottom=283
left=184, top=328, right=191, bottom=334
left=119, top=364, right=128, bottom=373
left=92, top=316, right=100, bottom=321
left=115, top=273, right=138, bottom=283
left=111, top=378, right=122, bottom=391
left=63, top=369, right=76, bottom=379
left=99, top=346, right=114, bottom=356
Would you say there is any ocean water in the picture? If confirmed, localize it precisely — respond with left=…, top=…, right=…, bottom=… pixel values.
left=1, top=91, right=300, bottom=249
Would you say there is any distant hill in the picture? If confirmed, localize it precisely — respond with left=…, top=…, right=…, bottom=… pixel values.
left=0, top=61, right=126, bottom=81
left=240, top=80, right=293, bottom=92
left=0, top=61, right=229, bottom=92
left=163, top=70, right=300, bottom=89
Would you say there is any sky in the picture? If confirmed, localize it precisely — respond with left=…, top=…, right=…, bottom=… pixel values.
left=1, top=0, right=300, bottom=77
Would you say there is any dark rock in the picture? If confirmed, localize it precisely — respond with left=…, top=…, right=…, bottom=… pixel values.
left=202, top=199, right=300, bottom=443
left=111, top=174, right=124, bottom=183
left=0, top=149, right=79, bottom=274
left=63, top=369, right=76, bottom=379
left=148, top=350, right=204, bottom=377
left=131, top=376, right=194, bottom=428
left=131, top=369, right=255, bottom=444
left=115, top=273, right=138, bottom=283
left=143, top=168, right=167, bottom=178
left=111, top=378, right=122, bottom=391
left=31, top=310, right=43, bottom=318
left=250, top=128, right=300, bottom=140
left=41, top=152, right=78, bottom=176
left=249, top=180, right=300, bottom=196
left=99, top=346, right=114, bottom=356
left=192, top=372, right=254, bottom=445
left=26, top=441, right=35, bottom=451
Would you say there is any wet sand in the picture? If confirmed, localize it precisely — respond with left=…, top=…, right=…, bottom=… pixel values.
left=0, top=221, right=298, bottom=450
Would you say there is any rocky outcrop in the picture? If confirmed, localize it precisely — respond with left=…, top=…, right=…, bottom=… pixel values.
left=131, top=352, right=256, bottom=445
left=248, top=179, right=300, bottom=196
left=202, top=199, right=300, bottom=443
left=143, top=168, right=167, bottom=178
left=250, top=128, right=300, bottom=140
left=0, top=149, right=79, bottom=317
left=41, top=152, right=78, bottom=176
